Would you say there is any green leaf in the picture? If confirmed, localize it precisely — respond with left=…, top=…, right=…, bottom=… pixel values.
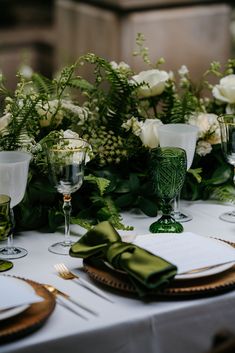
left=115, top=180, right=131, bottom=193
left=204, top=165, right=232, bottom=186
left=129, top=174, right=140, bottom=192
left=137, top=196, right=158, bottom=217
left=115, top=193, right=135, bottom=208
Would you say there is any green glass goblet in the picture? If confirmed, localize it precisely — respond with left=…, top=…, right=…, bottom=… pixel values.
left=149, top=147, right=187, bottom=233
left=0, top=194, right=13, bottom=272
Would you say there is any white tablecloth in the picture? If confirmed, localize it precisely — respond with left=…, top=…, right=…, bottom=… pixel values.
left=1, top=201, right=235, bottom=353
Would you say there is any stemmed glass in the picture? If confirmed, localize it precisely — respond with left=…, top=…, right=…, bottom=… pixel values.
left=149, top=147, right=187, bottom=233
left=44, top=137, right=89, bottom=255
left=158, top=123, right=198, bottom=222
left=0, top=151, right=31, bottom=259
left=218, top=114, right=235, bottom=223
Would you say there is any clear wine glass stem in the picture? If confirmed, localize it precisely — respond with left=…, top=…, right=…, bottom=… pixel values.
left=7, top=208, right=14, bottom=248
left=173, top=194, right=181, bottom=218
left=63, top=194, right=72, bottom=245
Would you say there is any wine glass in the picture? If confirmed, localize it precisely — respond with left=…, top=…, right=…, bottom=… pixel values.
left=158, top=123, right=198, bottom=222
left=44, top=137, right=89, bottom=255
left=218, top=114, right=235, bottom=223
left=149, top=147, right=187, bottom=233
left=0, top=151, right=31, bottom=259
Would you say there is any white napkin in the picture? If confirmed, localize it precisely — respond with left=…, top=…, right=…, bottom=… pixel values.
left=134, top=232, right=235, bottom=274
left=0, top=276, right=43, bottom=310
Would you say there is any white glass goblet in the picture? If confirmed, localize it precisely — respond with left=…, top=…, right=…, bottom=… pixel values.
left=44, top=138, right=89, bottom=255
left=0, top=151, right=31, bottom=259
left=218, top=114, right=235, bottom=223
left=158, top=123, right=198, bottom=222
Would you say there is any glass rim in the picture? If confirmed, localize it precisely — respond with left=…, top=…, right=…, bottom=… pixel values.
left=43, top=137, right=90, bottom=147
left=151, top=146, right=187, bottom=157
left=0, top=151, right=32, bottom=164
left=158, top=123, right=199, bottom=133
left=217, top=114, right=235, bottom=125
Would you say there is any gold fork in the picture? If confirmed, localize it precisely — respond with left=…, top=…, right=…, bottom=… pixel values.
left=44, top=283, right=98, bottom=318
left=54, top=263, right=114, bottom=303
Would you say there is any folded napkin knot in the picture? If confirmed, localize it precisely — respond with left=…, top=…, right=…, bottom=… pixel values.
left=70, top=221, right=177, bottom=297
left=106, top=242, right=136, bottom=269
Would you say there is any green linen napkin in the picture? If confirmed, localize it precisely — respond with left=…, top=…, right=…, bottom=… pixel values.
left=70, top=221, right=177, bottom=297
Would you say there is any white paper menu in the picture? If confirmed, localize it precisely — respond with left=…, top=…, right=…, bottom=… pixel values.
left=134, top=232, right=235, bottom=274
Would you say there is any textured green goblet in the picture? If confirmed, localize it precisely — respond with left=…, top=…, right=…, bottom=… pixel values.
left=149, top=147, right=187, bottom=233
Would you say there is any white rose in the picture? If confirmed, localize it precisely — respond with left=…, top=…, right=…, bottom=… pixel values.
left=0, top=113, right=11, bottom=133
left=37, top=100, right=63, bottom=127
left=139, top=119, right=163, bottom=148
left=62, top=130, right=91, bottom=164
left=132, top=69, right=169, bottom=98
left=196, top=140, right=212, bottom=156
left=212, top=75, right=235, bottom=104
left=188, top=113, right=218, bottom=141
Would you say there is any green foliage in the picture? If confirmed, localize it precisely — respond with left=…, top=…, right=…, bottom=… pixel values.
left=0, top=34, right=235, bottom=233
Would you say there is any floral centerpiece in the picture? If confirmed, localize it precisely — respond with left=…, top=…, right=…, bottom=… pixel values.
left=0, top=34, right=234, bottom=232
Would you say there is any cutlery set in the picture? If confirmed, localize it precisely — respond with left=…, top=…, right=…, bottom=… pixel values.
left=47, top=263, right=114, bottom=319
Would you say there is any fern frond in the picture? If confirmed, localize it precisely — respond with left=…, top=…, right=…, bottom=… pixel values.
left=71, top=217, right=93, bottom=230
left=85, top=175, right=110, bottom=196
left=32, top=73, right=54, bottom=95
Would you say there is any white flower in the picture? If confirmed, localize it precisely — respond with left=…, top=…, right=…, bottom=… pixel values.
left=0, top=113, right=11, bottom=133
left=36, top=100, right=63, bottom=127
left=139, top=119, right=163, bottom=148
left=132, top=69, right=169, bottom=98
left=212, top=75, right=235, bottom=104
left=63, top=129, right=80, bottom=139
left=110, top=61, right=130, bottom=71
left=19, top=65, right=33, bottom=79
left=61, top=100, right=90, bottom=124
left=178, top=65, right=189, bottom=76
left=62, top=130, right=91, bottom=164
left=121, top=117, right=142, bottom=136
left=196, top=140, right=212, bottom=156
left=188, top=113, right=220, bottom=144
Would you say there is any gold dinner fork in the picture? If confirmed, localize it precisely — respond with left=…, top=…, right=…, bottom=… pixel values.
left=44, top=283, right=98, bottom=318
left=54, top=263, right=114, bottom=303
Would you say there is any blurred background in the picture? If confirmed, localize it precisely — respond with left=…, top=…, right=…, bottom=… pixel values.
left=0, top=0, right=234, bottom=89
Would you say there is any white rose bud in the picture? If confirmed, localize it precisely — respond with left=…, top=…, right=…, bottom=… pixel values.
left=139, top=119, right=163, bottom=148
left=132, top=69, right=169, bottom=98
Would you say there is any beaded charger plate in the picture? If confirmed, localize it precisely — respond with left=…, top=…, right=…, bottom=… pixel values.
left=83, top=258, right=235, bottom=299
left=0, top=277, right=56, bottom=343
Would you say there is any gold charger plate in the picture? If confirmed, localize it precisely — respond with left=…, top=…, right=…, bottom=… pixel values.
left=0, top=277, right=56, bottom=343
left=83, top=258, right=235, bottom=299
